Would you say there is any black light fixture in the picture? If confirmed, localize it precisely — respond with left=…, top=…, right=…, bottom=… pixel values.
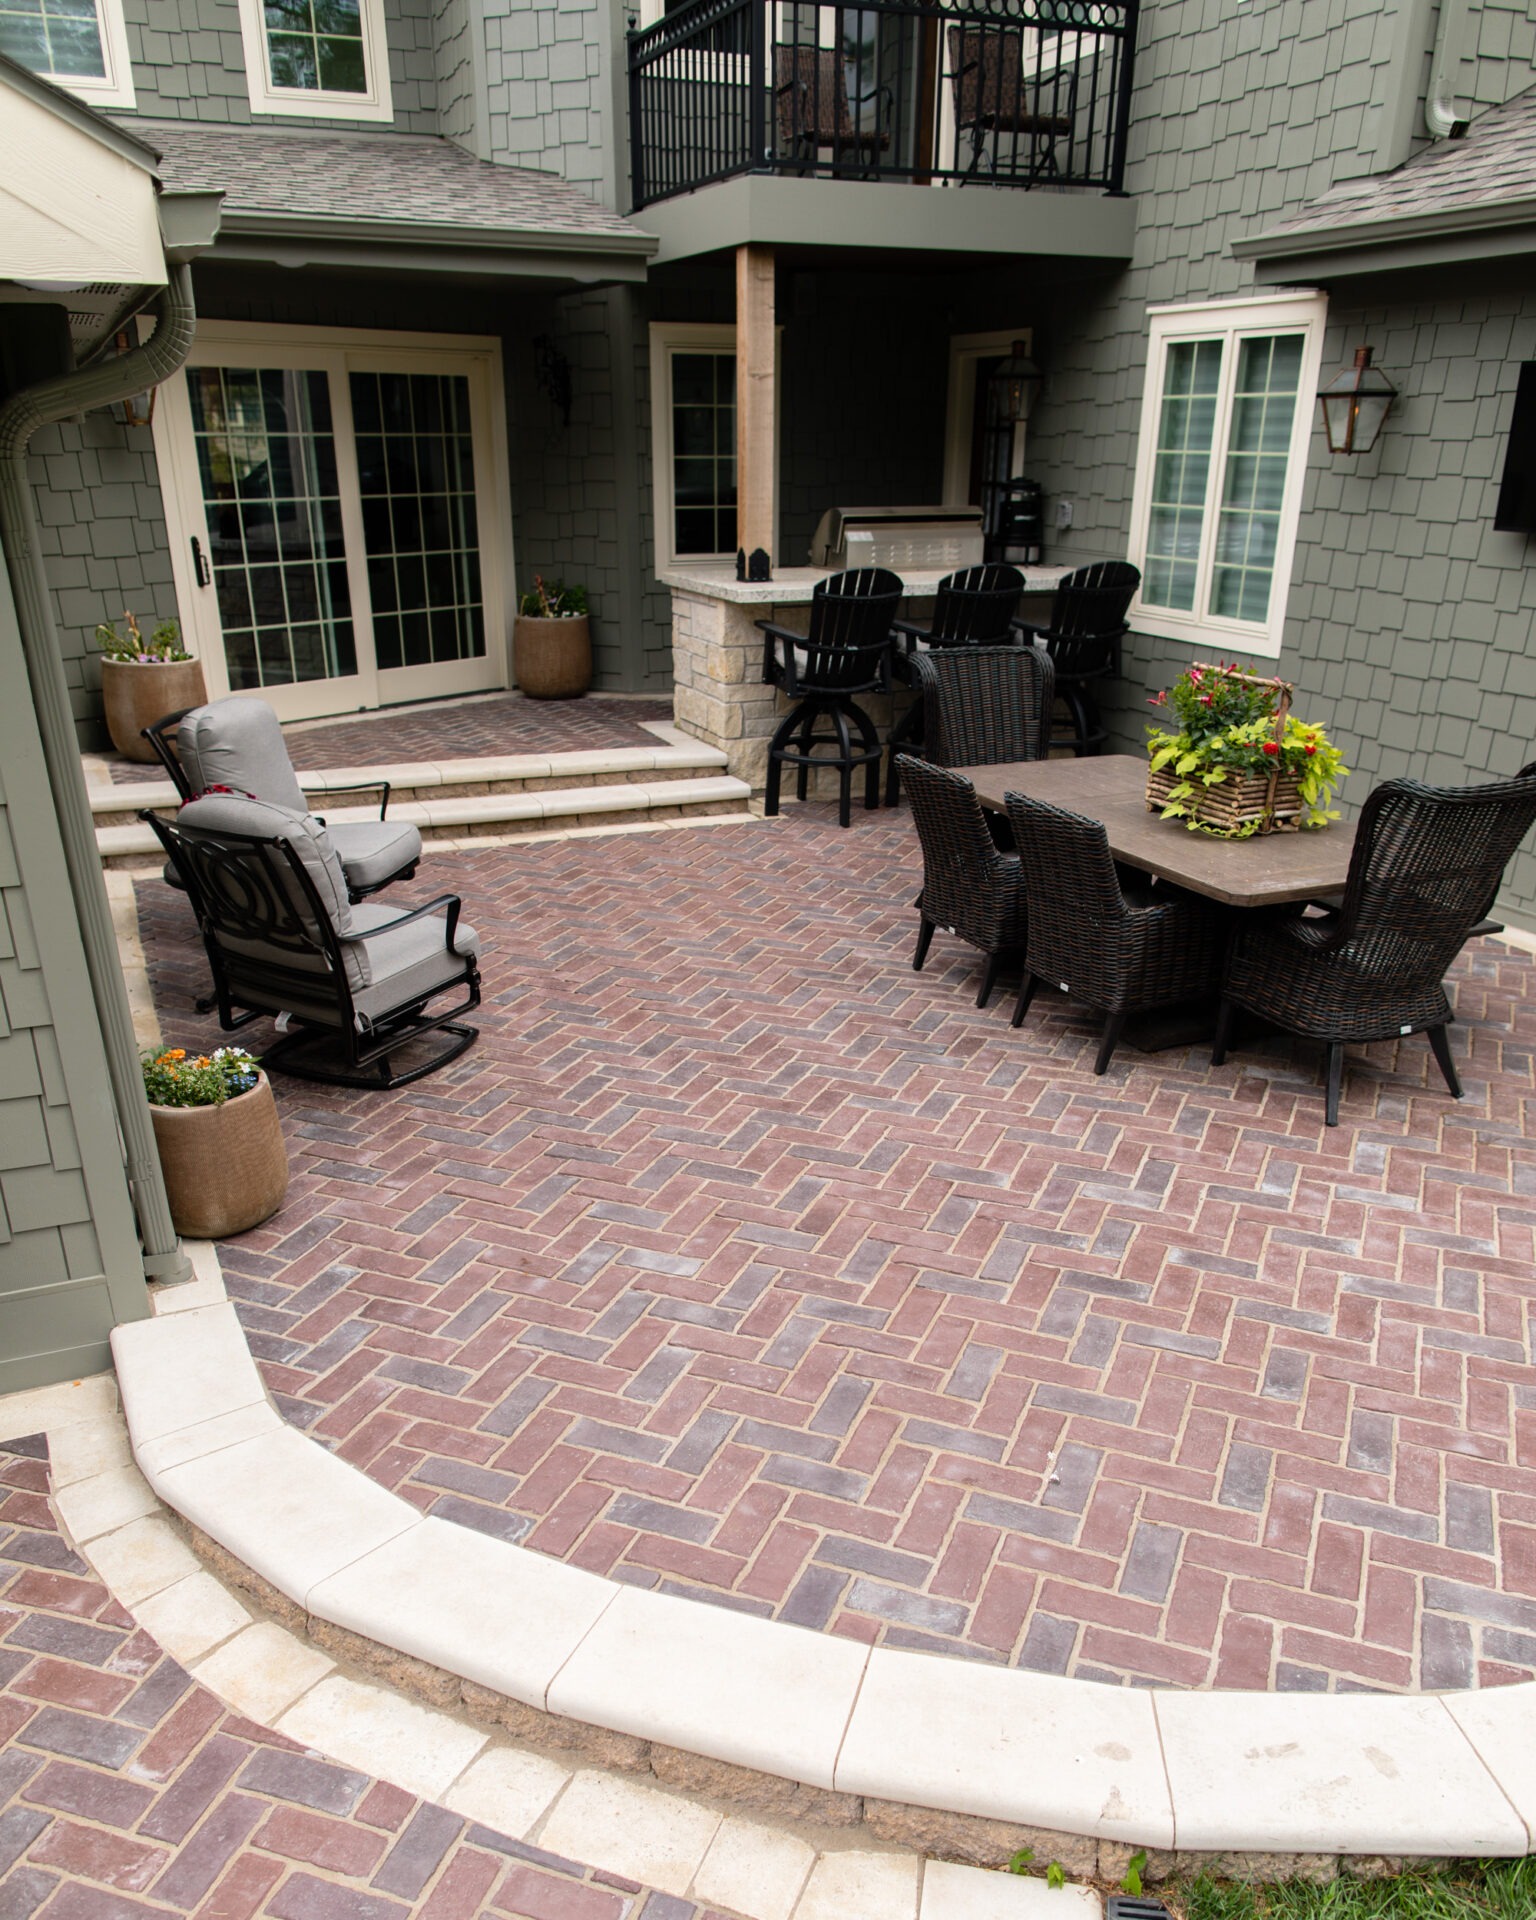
left=534, top=334, right=572, bottom=429
left=1318, top=345, right=1397, bottom=454
left=988, top=338, right=1042, bottom=431
left=983, top=340, right=1043, bottom=561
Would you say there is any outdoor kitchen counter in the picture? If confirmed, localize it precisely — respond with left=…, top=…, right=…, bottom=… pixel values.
left=659, top=560, right=1074, bottom=792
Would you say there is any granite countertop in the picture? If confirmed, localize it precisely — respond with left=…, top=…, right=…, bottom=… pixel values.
left=657, top=562, right=1075, bottom=605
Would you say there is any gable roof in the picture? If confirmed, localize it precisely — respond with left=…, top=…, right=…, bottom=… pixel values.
left=1234, top=83, right=1536, bottom=281
left=142, top=122, right=655, bottom=281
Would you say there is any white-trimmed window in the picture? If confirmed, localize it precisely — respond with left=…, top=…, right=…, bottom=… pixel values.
left=650, top=322, right=740, bottom=569
left=0, top=0, right=135, bottom=107
left=235, top=0, right=392, bottom=121
left=1127, top=292, right=1327, bottom=659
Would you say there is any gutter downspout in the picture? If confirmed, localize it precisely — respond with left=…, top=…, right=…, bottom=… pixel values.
left=0, top=263, right=197, bottom=1284
left=1425, top=0, right=1471, bottom=138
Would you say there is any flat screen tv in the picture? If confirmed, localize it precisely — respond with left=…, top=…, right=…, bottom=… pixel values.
left=1494, top=362, right=1536, bottom=532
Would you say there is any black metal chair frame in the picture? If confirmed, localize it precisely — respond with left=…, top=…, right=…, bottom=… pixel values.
left=773, top=43, right=894, bottom=180
left=143, top=809, right=480, bottom=1090
left=899, top=756, right=1028, bottom=1009
left=1211, top=764, right=1536, bottom=1125
left=885, top=564, right=1026, bottom=806
left=1012, top=561, right=1139, bottom=757
left=1004, top=789, right=1230, bottom=1074
left=758, top=568, right=903, bottom=828
left=142, top=707, right=406, bottom=902
left=948, top=24, right=1077, bottom=185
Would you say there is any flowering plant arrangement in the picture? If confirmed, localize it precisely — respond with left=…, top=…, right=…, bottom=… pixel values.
left=1146, top=661, right=1348, bottom=836
left=518, top=576, right=588, bottom=618
left=142, top=1046, right=261, bottom=1108
left=95, top=611, right=191, bottom=663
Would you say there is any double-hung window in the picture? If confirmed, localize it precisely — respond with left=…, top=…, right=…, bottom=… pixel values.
left=1127, top=293, right=1326, bottom=659
left=235, top=0, right=393, bottom=120
left=0, top=0, right=135, bottom=106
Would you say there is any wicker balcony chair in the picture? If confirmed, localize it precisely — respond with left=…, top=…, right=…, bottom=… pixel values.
left=758, top=567, right=903, bottom=827
left=885, top=564, right=1026, bottom=806
left=899, top=756, right=1028, bottom=1009
left=144, top=697, right=422, bottom=901
left=774, top=45, right=893, bottom=177
left=1212, top=767, right=1536, bottom=1126
left=947, top=25, right=1075, bottom=182
left=1004, top=790, right=1230, bottom=1074
left=144, top=792, right=480, bottom=1090
left=1012, top=560, right=1139, bottom=756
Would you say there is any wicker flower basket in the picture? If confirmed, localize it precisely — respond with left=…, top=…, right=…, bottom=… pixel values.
left=1145, top=764, right=1305, bottom=835
left=149, top=1072, right=288, bottom=1238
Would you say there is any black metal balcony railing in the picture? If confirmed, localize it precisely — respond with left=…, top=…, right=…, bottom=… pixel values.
left=627, top=0, right=1137, bottom=211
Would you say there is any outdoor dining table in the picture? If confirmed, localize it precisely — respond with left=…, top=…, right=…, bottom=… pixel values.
left=951, top=753, right=1356, bottom=908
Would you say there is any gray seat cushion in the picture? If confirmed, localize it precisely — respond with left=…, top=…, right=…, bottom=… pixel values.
left=176, top=699, right=308, bottom=813
left=272, top=902, right=480, bottom=1030
left=329, top=819, right=423, bottom=892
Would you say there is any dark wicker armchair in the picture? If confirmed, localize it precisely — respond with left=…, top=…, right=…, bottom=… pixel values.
left=907, top=643, right=1054, bottom=772
left=1013, top=561, right=1139, bottom=756
left=758, top=567, right=903, bottom=827
left=1004, top=791, right=1229, bottom=1074
left=885, top=564, right=1025, bottom=806
left=1212, top=767, right=1536, bottom=1125
left=899, top=756, right=1028, bottom=1008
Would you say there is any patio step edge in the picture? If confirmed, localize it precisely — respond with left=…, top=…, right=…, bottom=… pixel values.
left=96, top=776, right=753, bottom=862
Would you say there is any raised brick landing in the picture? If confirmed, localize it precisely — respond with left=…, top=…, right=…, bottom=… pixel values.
left=107, top=694, right=676, bottom=784
left=136, top=808, right=1536, bottom=1695
left=0, top=1438, right=697, bottom=1920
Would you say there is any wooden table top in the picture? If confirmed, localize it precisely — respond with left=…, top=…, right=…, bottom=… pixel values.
left=952, top=754, right=1357, bottom=909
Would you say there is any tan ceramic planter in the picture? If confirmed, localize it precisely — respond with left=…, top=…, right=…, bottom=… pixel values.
left=149, top=1072, right=288, bottom=1239
left=513, top=614, right=592, bottom=700
left=101, top=657, right=207, bottom=761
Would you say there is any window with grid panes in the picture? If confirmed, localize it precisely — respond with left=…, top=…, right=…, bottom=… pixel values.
left=0, top=0, right=134, bottom=104
left=236, top=0, right=391, bottom=118
left=670, top=350, right=737, bottom=558
left=1128, top=294, right=1326, bottom=659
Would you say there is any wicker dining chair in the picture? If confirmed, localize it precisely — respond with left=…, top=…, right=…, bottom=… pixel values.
left=1004, top=790, right=1230, bottom=1074
left=1013, top=560, right=1139, bottom=756
left=1212, top=766, right=1536, bottom=1126
left=758, top=567, right=903, bottom=827
left=899, top=756, right=1028, bottom=1008
left=885, top=564, right=1026, bottom=806
left=907, top=642, right=1054, bottom=772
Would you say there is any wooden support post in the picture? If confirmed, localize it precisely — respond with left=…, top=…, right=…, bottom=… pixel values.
left=736, top=243, right=775, bottom=565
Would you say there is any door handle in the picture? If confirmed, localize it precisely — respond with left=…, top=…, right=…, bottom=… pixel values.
left=191, top=536, right=211, bottom=587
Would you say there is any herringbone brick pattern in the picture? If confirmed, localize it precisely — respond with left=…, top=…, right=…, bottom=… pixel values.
left=138, top=807, right=1536, bottom=1692
left=107, top=696, right=676, bottom=785
left=0, top=1439, right=701, bottom=1920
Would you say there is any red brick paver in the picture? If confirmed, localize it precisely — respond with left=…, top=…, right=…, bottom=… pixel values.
left=138, top=807, right=1536, bottom=1692
left=107, top=696, right=676, bottom=785
left=0, top=1438, right=705, bottom=1920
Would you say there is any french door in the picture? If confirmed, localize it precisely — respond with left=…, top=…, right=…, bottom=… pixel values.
left=156, top=325, right=512, bottom=722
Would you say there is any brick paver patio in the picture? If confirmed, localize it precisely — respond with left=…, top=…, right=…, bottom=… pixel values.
left=107, top=695, right=676, bottom=784
left=0, top=1438, right=701, bottom=1920
left=136, top=806, right=1536, bottom=1694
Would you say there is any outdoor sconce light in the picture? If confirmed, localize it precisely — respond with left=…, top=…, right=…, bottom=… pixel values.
left=534, top=335, right=572, bottom=429
left=114, top=330, right=155, bottom=429
left=989, top=339, right=1042, bottom=427
left=1318, top=346, right=1396, bottom=454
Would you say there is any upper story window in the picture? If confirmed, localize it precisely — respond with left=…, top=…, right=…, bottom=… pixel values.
left=1127, top=292, right=1327, bottom=660
left=0, top=0, right=136, bottom=107
left=235, top=0, right=392, bottom=121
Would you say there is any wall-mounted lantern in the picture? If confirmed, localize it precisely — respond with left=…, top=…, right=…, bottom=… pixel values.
left=1318, top=346, right=1397, bottom=455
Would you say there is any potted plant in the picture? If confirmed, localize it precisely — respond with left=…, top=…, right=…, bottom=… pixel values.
left=143, top=1045, right=288, bottom=1239
left=513, top=576, right=591, bottom=700
left=97, top=612, right=207, bottom=762
left=1146, top=661, right=1348, bottom=837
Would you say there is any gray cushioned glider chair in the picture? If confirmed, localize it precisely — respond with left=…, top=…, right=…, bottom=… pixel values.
left=144, top=793, right=480, bottom=1089
left=144, top=697, right=422, bottom=900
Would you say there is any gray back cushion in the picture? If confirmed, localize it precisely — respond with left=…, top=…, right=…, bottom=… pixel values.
left=177, top=699, right=308, bottom=814
left=176, top=793, right=355, bottom=961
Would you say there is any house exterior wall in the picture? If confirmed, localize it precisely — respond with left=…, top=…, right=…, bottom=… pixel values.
left=1021, top=0, right=1536, bottom=927
left=0, top=555, right=148, bottom=1389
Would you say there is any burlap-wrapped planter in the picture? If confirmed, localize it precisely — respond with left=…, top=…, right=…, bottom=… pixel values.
left=102, top=658, right=207, bottom=762
left=149, top=1073, right=288, bottom=1239
left=513, top=614, right=591, bottom=699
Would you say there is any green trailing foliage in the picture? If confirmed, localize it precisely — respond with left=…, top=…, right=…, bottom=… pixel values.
left=518, top=575, right=588, bottom=618
left=142, top=1046, right=261, bottom=1108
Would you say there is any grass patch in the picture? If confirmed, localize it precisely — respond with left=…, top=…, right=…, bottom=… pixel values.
left=1175, top=1858, right=1536, bottom=1920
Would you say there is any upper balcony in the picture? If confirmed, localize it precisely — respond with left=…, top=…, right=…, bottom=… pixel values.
left=627, top=0, right=1139, bottom=262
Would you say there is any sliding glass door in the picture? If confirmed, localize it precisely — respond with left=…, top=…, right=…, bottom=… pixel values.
left=157, top=327, right=511, bottom=722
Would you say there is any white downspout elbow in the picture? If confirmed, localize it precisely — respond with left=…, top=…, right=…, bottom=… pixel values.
left=1425, top=0, right=1471, bottom=138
